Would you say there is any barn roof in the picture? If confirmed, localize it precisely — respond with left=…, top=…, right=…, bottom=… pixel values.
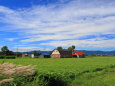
left=52, top=49, right=72, bottom=55
left=72, top=50, right=85, bottom=56
left=58, top=49, right=72, bottom=55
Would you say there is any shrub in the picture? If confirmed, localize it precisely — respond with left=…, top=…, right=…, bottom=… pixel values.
left=38, top=73, right=68, bottom=86
left=0, top=56, right=16, bottom=59
left=0, top=56, right=5, bottom=59
left=5, top=56, right=16, bottom=59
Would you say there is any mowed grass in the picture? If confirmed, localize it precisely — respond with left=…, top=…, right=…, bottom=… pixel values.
left=0, top=56, right=115, bottom=73
left=0, top=56, right=115, bottom=86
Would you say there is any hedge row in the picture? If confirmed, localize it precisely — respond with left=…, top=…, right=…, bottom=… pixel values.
left=0, top=56, right=16, bottom=59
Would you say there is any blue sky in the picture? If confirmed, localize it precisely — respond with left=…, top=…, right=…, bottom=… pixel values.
left=0, top=0, right=115, bottom=51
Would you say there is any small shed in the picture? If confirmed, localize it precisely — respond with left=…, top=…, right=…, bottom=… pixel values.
left=39, top=52, right=50, bottom=58
left=31, top=54, right=38, bottom=58
left=22, top=53, right=31, bottom=57
left=50, top=49, right=72, bottom=58
left=39, top=55, right=44, bottom=58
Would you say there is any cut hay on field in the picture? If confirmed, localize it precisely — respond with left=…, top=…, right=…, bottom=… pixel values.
left=0, top=78, right=14, bottom=84
left=0, top=63, right=36, bottom=84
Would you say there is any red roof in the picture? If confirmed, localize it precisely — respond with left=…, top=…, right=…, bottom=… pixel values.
left=22, top=53, right=28, bottom=56
left=72, top=50, right=85, bottom=56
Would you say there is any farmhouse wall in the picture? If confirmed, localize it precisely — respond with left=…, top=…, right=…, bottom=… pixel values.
left=51, top=54, right=61, bottom=58
left=52, top=50, right=60, bottom=54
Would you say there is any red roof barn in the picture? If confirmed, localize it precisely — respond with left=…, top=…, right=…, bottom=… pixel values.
left=50, top=49, right=72, bottom=58
left=72, top=50, right=85, bottom=58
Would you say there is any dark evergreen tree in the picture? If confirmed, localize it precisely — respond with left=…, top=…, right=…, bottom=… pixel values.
left=68, top=45, right=76, bottom=51
left=57, top=46, right=63, bottom=50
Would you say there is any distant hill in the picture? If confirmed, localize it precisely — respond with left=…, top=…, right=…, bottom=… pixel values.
left=82, top=50, right=115, bottom=55
left=21, top=50, right=115, bottom=56
left=22, top=50, right=52, bottom=55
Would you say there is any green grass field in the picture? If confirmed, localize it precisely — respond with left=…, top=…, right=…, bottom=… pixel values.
left=0, top=56, right=115, bottom=86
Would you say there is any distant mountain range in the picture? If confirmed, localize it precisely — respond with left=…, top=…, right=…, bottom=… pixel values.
left=22, top=50, right=115, bottom=56
left=22, top=50, right=52, bottom=55
left=82, top=50, right=115, bottom=55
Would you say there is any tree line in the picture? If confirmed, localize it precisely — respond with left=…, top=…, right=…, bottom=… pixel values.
left=57, top=45, right=76, bottom=51
left=0, top=46, right=22, bottom=58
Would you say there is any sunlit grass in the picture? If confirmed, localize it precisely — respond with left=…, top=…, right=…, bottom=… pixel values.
left=0, top=56, right=115, bottom=86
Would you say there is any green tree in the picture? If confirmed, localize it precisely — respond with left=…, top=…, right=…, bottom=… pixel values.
left=0, top=51, right=4, bottom=55
left=57, top=46, right=63, bottom=50
left=1, top=46, right=14, bottom=56
left=68, top=45, right=76, bottom=51
left=68, top=47, right=73, bottom=51
left=1, top=46, right=9, bottom=55
left=8, top=51, right=14, bottom=55
left=15, top=52, right=22, bottom=57
left=33, top=50, right=39, bottom=56
left=72, top=45, right=75, bottom=50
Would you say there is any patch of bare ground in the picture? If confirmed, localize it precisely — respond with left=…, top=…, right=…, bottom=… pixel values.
left=0, top=63, right=36, bottom=84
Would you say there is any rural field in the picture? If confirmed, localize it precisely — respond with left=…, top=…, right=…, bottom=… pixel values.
left=0, top=56, right=115, bottom=86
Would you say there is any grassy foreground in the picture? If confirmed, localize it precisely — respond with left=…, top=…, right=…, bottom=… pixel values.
left=0, top=56, right=115, bottom=86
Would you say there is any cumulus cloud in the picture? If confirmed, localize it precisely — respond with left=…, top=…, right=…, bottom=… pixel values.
left=13, top=46, right=51, bottom=52
left=41, top=38, right=115, bottom=48
left=0, top=0, right=115, bottom=50
left=5, top=38, right=17, bottom=41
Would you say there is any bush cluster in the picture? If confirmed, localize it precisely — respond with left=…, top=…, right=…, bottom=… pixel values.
left=0, top=56, right=4, bottom=59
left=0, top=56, right=16, bottom=59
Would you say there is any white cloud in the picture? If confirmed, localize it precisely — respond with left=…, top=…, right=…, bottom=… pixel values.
left=41, top=38, right=115, bottom=48
left=0, top=0, right=115, bottom=50
left=5, top=38, right=16, bottom=41
left=13, top=46, right=52, bottom=52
